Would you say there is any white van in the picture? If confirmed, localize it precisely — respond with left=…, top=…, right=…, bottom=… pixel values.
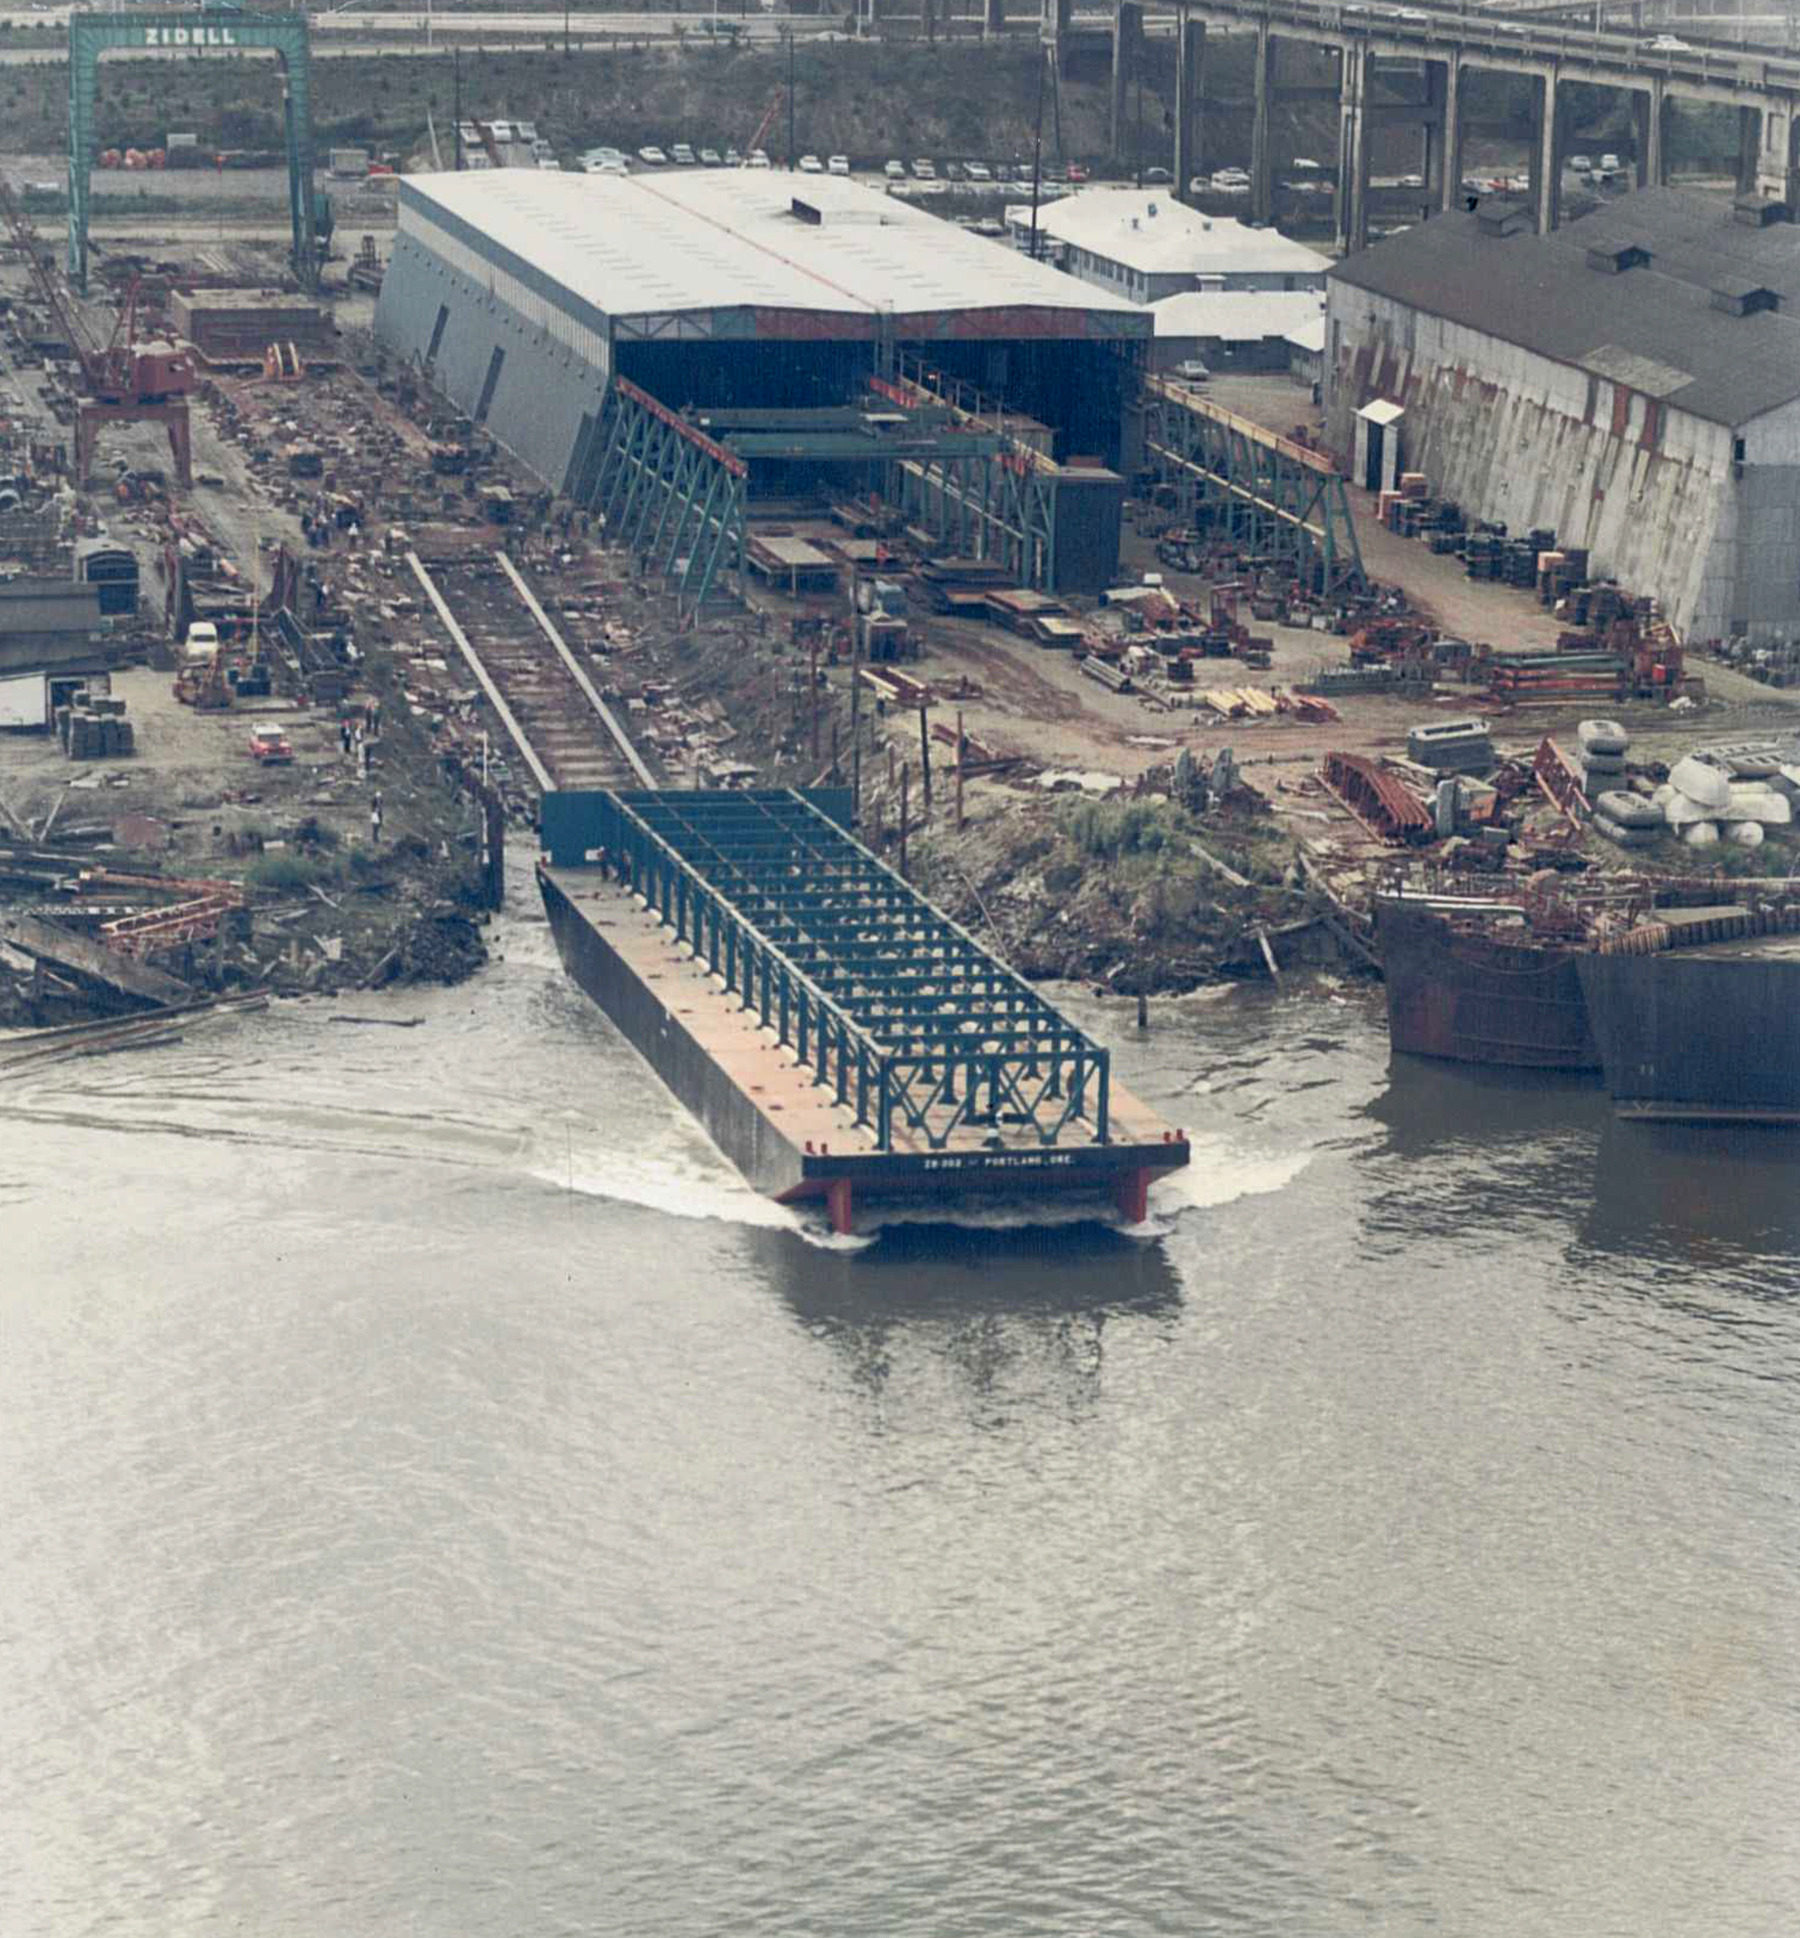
left=184, top=620, right=220, bottom=664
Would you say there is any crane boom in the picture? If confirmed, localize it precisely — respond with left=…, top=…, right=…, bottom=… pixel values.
left=0, top=175, right=105, bottom=385
left=746, top=89, right=783, bottom=159
left=0, top=170, right=196, bottom=486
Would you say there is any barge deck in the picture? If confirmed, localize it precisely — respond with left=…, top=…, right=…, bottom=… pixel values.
left=540, top=788, right=1190, bottom=1232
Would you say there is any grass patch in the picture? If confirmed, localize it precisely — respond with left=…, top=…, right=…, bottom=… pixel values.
left=1062, top=796, right=1186, bottom=864
left=246, top=851, right=340, bottom=893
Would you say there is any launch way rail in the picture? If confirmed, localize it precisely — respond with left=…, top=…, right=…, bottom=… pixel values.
left=407, top=550, right=656, bottom=796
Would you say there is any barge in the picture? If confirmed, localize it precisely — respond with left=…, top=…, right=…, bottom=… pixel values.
left=1578, top=905, right=1800, bottom=1123
left=1375, top=892, right=1599, bottom=1070
left=539, top=788, right=1190, bottom=1233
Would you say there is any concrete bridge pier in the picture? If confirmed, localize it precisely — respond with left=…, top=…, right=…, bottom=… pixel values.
left=1526, top=68, right=1565, bottom=234
left=1336, top=42, right=1369, bottom=255
left=984, top=0, right=1005, bottom=39
left=1174, top=11, right=1205, bottom=201
left=1251, top=25, right=1274, bottom=224
left=1040, top=0, right=1073, bottom=50
left=1428, top=59, right=1464, bottom=213
left=1738, top=104, right=1764, bottom=195
left=1768, top=107, right=1800, bottom=205
left=1111, top=0, right=1145, bottom=159
left=1633, top=79, right=1667, bottom=189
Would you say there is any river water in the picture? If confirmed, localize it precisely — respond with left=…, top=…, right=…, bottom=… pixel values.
left=4, top=891, right=1798, bottom=1937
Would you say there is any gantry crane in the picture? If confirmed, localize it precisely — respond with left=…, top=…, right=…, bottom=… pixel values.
left=0, top=176, right=196, bottom=488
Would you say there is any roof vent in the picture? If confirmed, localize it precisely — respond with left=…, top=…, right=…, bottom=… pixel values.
left=1586, top=241, right=1652, bottom=274
left=1732, top=193, right=1789, bottom=227
left=1711, top=275, right=1780, bottom=317
left=1475, top=196, right=1534, bottom=239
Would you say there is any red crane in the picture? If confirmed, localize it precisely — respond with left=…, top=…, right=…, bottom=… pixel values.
left=0, top=175, right=196, bottom=488
left=745, top=89, right=784, bottom=162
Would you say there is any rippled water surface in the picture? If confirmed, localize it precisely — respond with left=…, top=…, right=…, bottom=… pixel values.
left=4, top=896, right=1798, bottom=1937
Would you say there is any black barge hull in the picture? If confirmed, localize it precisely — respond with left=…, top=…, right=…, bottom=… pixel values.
left=1577, top=938, right=1800, bottom=1123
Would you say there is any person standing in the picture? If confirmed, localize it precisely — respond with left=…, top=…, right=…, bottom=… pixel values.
left=369, top=791, right=383, bottom=846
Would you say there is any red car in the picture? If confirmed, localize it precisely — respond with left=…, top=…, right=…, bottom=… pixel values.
left=247, top=723, right=293, bottom=765
left=1066, top=162, right=1089, bottom=183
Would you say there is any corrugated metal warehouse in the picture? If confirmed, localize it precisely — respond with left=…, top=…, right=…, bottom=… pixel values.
left=1327, top=189, right=1800, bottom=644
left=375, top=171, right=1155, bottom=592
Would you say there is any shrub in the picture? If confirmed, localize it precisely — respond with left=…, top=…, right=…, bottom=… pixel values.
left=245, top=852, right=343, bottom=893
left=291, top=815, right=341, bottom=851
left=1063, top=798, right=1176, bottom=862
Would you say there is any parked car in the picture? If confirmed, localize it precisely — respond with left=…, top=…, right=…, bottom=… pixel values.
left=1599, top=152, right=1622, bottom=171
left=1142, top=166, right=1172, bottom=186
left=912, top=158, right=936, bottom=179
left=1568, top=153, right=1593, bottom=172
left=1291, top=156, right=1323, bottom=173
left=798, top=153, right=824, bottom=173
left=637, top=145, right=667, bottom=166
left=1172, top=358, right=1211, bottom=385
left=1211, top=167, right=1250, bottom=193
left=965, top=160, right=992, bottom=181
left=724, top=147, right=742, bottom=166
left=1065, top=162, right=1089, bottom=183
left=828, top=154, right=850, bottom=176
left=1396, top=171, right=1423, bottom=189
left=884, top=157, right=906, bottom=178
left=671, top=142, right=696, bottom=165
left=247, top=723, right=293, bottom=765
left=747, top=149, right=771, bottom=169
left=1645, top=34, right=1689, bottom=50
left=700, top=147, right=722, bottom=166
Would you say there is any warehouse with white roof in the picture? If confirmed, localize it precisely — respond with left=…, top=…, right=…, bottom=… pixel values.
left=375, top=171, right=1153, bottom=589
left=1007, top=189, right=1330, bottom=302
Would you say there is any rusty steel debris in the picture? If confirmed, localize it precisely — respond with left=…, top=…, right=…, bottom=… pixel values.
left=1533, top=735, right=1591, bottom=826
left=1318, top=751, right=1435, bottom=843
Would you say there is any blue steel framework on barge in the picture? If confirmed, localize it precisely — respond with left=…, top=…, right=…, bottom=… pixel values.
left=540, top=788, right=1190, bottom=1231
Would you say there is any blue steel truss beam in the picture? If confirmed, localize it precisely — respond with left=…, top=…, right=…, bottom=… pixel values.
left=1144, top=376, right=1366, bottom=597
left=594, top=789, right=1112, bottom=1152
left=587, top=377, right=747, bottom=614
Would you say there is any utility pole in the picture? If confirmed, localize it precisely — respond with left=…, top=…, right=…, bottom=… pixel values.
left=1029, top=45, right=1046, bottom=260
left=850, top=611, right=863, bottom=821
left=787, top=31, right=796, bottom=172
left=453, top=48, right=463, bottom=169
left=1135, top=70, right=1144, bottom=188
